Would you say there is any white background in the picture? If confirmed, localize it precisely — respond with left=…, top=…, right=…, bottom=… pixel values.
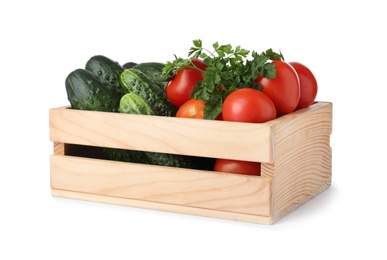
left=1, top=0, right=386, bottom=259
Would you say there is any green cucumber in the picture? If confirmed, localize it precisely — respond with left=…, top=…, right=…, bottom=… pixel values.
left=103, top=93, right=153, bottom=164
left=145, top=152, right=195, bottom=168
left=123, top=62, right=138, bottom=69
left=85, top=55, right=127, bottom=97
left=132, top=62, right=166, bottom=84
left=103, top=148, right=151, bottom=164
left=116, top=92, right=194, bottom=168
left=65, top=60, right=194, bottom=169
left=120, top=68, right=177, bottom=117
left=65, top=68, right=120, bottom=112
left=119, top=93, right=156, bottom=115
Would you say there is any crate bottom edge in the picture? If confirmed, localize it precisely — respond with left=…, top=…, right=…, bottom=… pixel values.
left=272, top=180, right=332, bottom=223
left=51, top=188, right=274, bottom=225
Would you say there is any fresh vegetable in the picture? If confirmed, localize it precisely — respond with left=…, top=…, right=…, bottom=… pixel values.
left=123, top=61, right=138, bottom=69
left=116, top=92, right=195, bottom=168
left=120, top=68, right=177, bottom=117
left=176, top=98, right=205, bottom=119
left=256, top=60, right=300, bottom=117
left=222, top=88, right=276, bottom=123
left=165, top=58, right=206, bottom=108
left=119, top=93, right=156, bottom=115
left=176, top=98, right=223, bottom=120
left=214, top=159, right=261, bottom=176
left=289, top=62, right=318, bottom=109
left=69, top=65, right=151, bottom=164
left=85, top=55, right=127, bottom=97
left=103, top=148, right=150, bottom=165
left=144, top=152, right=195, bottom=168
left=132, top=62, right=167, bottom=84
left=105, top=145, right=195, bottom=168
left=65, top=68, right=121, bottom=112
left=163, top=40, right=279, bottom=120
left=64, top=42, right=320, bottom=175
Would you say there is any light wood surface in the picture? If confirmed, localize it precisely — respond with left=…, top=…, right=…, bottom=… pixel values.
left=51, top=154, right=272, bottom=217
left=51, top=189, right=274, bottom=224
left=263, top=102, right=332, bottom=222
left=49, top=106, right=274, bottom=163
left=49, top=102, right=332, bottom=224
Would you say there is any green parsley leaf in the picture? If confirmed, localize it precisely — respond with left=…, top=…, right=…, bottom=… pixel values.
left=164, top=40, right=281, bottom=120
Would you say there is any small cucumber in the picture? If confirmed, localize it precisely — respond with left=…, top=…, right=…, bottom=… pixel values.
left=103, top=147, right=150, bottom=164
left=120, top=68, right=177, bottom=117
left=132, top=62, right=166, bottom=83
left=123, top=62, right=138, bottom=69
left=65, top=69, right=120, bottom=112
left=119, top=93, right=156, bottom=115
left=85, top=55, right=127, bottom=97
left=117, top=92, right=194, bottom=168
left=103, top=92, right=154, bottom=163
left=145, top=152, right=195, bottom=168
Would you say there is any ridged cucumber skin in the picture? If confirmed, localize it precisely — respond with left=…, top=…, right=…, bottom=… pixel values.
left=123, top=62, right=138, bottom=69
left=120, top=69, right=177, bottom=117
left=65, top=63, right=194, bottom=168
left=85, top=55, right=127, bottom=97
left=103, top=148, right=194, bottom=169
left=103, top=92, right=153, bottom=162
left=132, top=62, right=166, bottom=83
left=117, top=93, right=194, bottom=168
left=103, top=148, right=150, bottom=164
left=119, top=93, right=156, bottom=115
left=65, top=69, right=120, bottom=112
left=145, top=152, right=195, bottom=168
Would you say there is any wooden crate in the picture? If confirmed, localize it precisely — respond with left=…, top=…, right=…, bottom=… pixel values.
left=49, top=101, right=332, bottom=224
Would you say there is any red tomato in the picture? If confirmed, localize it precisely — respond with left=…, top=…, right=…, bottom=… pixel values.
left=215, top=112, right=223, bottom=121
left=176, top=98, right=205, bottom=119
left=256, top=60, right=300, bottom=117
left=166, top=58, right=206, bottom=108
left=222, top=88, right=276, bottom=123
left=214, top=159, right=261, bottom=176
left=289, top=62, right=318, bottom=109
left=191, top=58, right=207, bottom=70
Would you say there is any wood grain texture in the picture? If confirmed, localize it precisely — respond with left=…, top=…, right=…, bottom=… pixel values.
left=49, top=102, right=332, bottom=224
left=262, top=102, right=332, bottom=222
left=53, top=142, right=64, bottom=155
left=51, top=189, right=274, bottom=224
left=49, top=106, right=274, bottom=163
left=50, top=155, right=272, bottom=216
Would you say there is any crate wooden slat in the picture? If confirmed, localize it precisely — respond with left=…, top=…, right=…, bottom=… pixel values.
left=49, top=101, right=332, bottom=224
left=49, top=107, right=274, bottom=163
left=51, top=154, right=272, bottom=216
left=263, top=102, right=332, bottom=221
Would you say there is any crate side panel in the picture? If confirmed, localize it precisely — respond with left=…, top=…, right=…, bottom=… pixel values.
left=53, top=142, right=65, bottom=155
left=52, top=189, right=274, bottom=224
left=264, top=102, right=332, bottom=221
left=50, top=155, right=272, bottom=216
left=49, top=107, right=273, bottom=162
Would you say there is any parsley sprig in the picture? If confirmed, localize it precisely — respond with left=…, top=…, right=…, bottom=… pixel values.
left=163, top=39, right=283, bottom=120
